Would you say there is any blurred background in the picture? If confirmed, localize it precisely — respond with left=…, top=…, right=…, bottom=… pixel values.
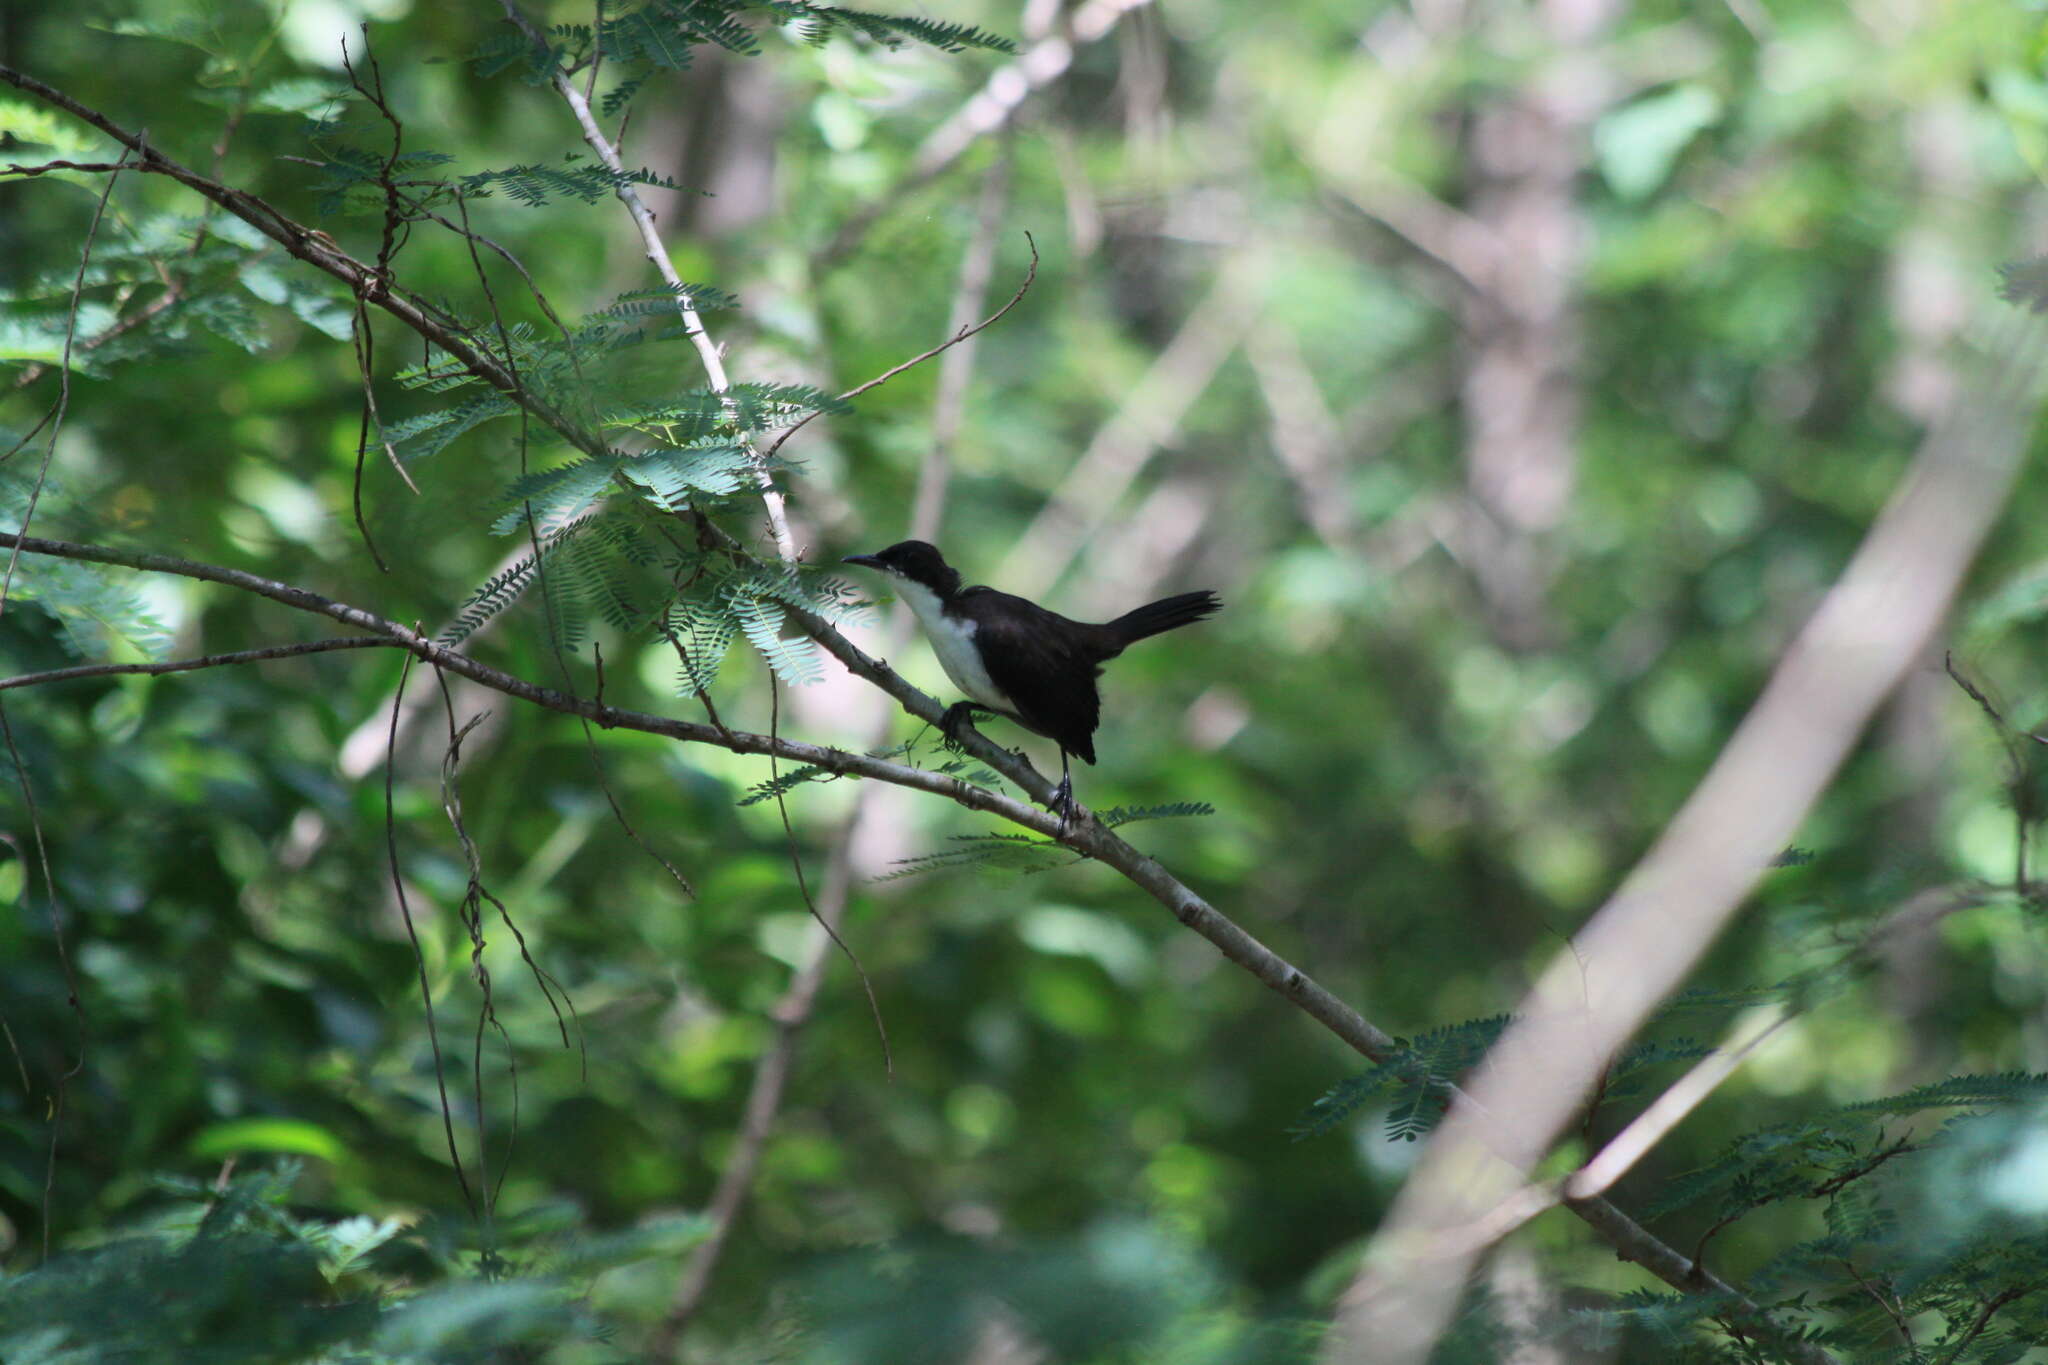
left=5, top=0, right=2048, bottom=1358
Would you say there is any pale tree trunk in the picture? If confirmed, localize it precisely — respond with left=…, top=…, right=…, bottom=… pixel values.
left=1457, top=0, right=1616, bottom=649
left=1879, top=92, right=1981, bottom=1077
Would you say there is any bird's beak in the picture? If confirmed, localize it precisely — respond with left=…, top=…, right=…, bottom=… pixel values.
left=841, top=553, right=884, bottom=569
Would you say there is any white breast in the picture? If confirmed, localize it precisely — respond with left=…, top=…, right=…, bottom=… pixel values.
left=895, top=578, right=1013, bottom=713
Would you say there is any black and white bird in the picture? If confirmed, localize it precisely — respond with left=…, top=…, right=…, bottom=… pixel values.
left=841, top=540, right=1221, bottom=827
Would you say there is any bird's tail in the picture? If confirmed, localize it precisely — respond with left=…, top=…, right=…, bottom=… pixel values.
left=1103, top=590, right=1222, bottom=650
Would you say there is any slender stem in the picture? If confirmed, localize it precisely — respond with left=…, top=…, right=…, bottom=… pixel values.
left=762, top=231, right=1039, bottom=465
left=1564, top=1006, right=1792, bottom=1201
left=0, top=637, right=400, bottom=691
left=499, top=2, right=796, bottom=562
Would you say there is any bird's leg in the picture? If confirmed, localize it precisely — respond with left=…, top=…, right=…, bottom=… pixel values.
left=1051, top=748, right=1076, bottom=834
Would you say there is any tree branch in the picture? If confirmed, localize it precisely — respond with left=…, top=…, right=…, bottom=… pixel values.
left=0, top=60, right=605, bottom=464
left=0, top=637, right=401, bottom=691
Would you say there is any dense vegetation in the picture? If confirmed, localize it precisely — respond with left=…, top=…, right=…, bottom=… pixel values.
left=7, top=0, right=2048, bottom=1359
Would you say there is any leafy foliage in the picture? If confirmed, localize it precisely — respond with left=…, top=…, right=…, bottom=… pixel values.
left=0, top=473, right=168, bottom=659
left=1597, top=1035, right=1715, bottom=1106
left=1647, top=1074, right=2047, bottom=1222
left=459, top=159, right=691, bottom=208
left=598, top=282, right=742, bottom=317
left=765, top=3, right=1016, bottom=53
left=0, top=1166, right=708, bottom=1363
left=1094, top=801, right=1216, bottom=828
left=876, top=831, right=1067, bottom=880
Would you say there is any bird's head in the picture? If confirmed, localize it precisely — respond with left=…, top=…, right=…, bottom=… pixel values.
left=841, top=540, right=963, bottom=598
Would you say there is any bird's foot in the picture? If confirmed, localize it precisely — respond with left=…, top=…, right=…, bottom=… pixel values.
left=939, top=701, right=981, bottom=751
left=1050, top=773, right=1077, bottom=835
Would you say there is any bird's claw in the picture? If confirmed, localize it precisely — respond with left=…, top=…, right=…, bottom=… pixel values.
left=1050, top=774, right=1076, bottom=835
left=939, top=701, right=979, bottom=751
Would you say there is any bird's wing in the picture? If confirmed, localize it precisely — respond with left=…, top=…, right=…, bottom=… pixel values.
left=959, top=590, right=1103, bottom=763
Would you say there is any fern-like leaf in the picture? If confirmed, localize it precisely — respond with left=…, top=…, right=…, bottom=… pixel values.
left=600, top=74, right=648, bottom=118
left=877, top=833, right=1065, bottom=881
left=727, top=592, right=821, bottom=685
left=738, top=762, right=840, bottom=806
left=598, top=283, right=742, bottom=317
left=493, top=457, right=627, bottom=534
left=462, top=160, right=691, bottom=207
left=1095, top=802, right=1216, bottom=828
left=611, top=382, right=846, bottom=439
left=669, top=599, right=736, bottom=693
left=439, top=557, right=539, bottom=647
left=1840, top=1073, right=2048, bottom=1116
left=381, top=394, right=516, bottom=463
left=468, top=29, right=565, bottom=80
left=769, top=4, right=1015, bottom=53
left=1294, top=1016, right=1514, bottom=1142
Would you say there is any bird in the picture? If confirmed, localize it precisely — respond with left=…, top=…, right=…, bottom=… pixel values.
left=840, top=539, right=1221, bottom=829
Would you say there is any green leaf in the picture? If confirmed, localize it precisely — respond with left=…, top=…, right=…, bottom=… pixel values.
left=1095, top=802, right=1216, bottom=828
left=670, top=599, right=736, bottom=692
left=766, top=3, right=1016, bottom=53
left=1594, top=84, right=1721, bottom=200
left=729, top=591, right=821, bottom=684
left=599, top=282, right=743, bottom=317
left=384, top=394, right=518, bottom=463
left=187, top=1117, right=348, bottom=1164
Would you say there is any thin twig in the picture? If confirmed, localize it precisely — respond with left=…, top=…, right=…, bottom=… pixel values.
left=763, top=232, right=1040, bottom=464
left=1, top=145, right=127, bottom=622
left=384, top=648, right=476, bottom=1218
left=438, top=696, right=511, bottom=1224
left=350, top=305, right=398, bottom=573
left=1943, top=652, right=2038, bottom=888
left=1564, top=1005, right=1792, bottom=1201
left=1840, top=1258, right=1914, bottom=1348
left=767, top=676, right=890, bottom=1075
left=0, top=699, right=78, bottom=1260
left=0, top=159, right=133, bottom=176
left=0, top=636, right=399, bottom=690
left=1942, top=1285, right=2035, bottom=1364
